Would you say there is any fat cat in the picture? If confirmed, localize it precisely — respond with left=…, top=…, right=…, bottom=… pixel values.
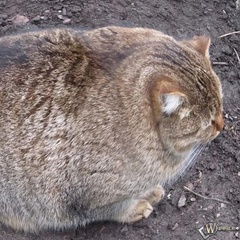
left=0, top=26, right=223, bottom=232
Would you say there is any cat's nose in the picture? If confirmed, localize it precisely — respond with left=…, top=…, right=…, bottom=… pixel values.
left=213, top=114, right=224, bottom=131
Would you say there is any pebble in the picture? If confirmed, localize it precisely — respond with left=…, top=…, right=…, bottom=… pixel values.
left=208, top=163, right=216, bottom=171
left=172, top=223, right=179, bottom=230
left=185, top=182, right=194, bottom=191
left=57, top=14, right=64, bottom=20
left=120, top=225, right=128, bottom=232
left=32, top=15, right=41, bottom=22
left=62, top=7, right=67, bottom=16
left=40, top=16, right=48, bottom=20
left=63, top=18, right=71, bottom=24
left=10, top=14, right=29, bottom=26
left=220, top=203, right=226, bottom=208
left=167, top=192, right=172, bottom=199
left=178, top=194, right=186, bottom=207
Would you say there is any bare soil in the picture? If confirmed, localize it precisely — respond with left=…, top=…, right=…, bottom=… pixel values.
left=0, top=0, right=239, bottom=240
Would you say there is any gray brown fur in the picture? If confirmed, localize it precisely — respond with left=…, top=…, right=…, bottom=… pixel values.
left=0, top=27, right=223, bottom=232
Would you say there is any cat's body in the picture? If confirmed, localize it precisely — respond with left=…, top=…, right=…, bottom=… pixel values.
left=0, top=27, right=223, bottom=232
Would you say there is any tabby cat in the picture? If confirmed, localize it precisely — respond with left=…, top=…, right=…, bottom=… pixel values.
left=0, top=26, right=223, bottom=232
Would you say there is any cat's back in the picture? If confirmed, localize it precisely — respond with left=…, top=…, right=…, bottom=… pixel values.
left=0, top=26, right=176, bottom=135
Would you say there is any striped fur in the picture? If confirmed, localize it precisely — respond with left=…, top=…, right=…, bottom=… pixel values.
left=0, top=27, right=223, bottom=232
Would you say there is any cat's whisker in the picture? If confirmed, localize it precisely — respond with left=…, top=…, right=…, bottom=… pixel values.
left=165, top=144, right=205, bottom=184
left=190, top=144, right=205, bottom=164
left=177, top=144, right=205, bottom=179
left=192, top=144, right=204, bottom=160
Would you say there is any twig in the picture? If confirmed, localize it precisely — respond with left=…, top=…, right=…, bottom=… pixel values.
left=218, top=31, right=240, bottom=38
left=233, top=48, right=240, bottom=64
left=184, top=186, right=232, bottom=205
left=212, top=61, right=229, bottom=66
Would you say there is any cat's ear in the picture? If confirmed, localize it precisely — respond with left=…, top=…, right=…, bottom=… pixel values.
left=183, top=36, right=211, bottom=58
left=161, top=93, right=184, bottom=115
left=150, top=76, right=187, bottom=116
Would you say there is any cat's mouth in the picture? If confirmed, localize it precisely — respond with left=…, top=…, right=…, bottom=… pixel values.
left=208, top=127, right=221, bottom=142
left=209, top=131, right=221, bottom=142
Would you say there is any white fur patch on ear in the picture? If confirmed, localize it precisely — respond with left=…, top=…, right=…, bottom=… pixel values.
left=162, top=94, right=183, bottom=114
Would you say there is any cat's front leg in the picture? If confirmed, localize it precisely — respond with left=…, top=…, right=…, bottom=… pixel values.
left=139, top=185, right=165, bottom=206
left=107, top=185, right=165, bottom=223
left=112, top=198, right=153, bottom=223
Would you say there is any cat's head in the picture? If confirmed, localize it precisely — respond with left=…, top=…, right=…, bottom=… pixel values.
left=150, top=36, right=223, bottom=154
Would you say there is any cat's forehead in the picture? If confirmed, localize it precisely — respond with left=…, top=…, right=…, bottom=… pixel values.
left=194, top=67, right=223, bottom=115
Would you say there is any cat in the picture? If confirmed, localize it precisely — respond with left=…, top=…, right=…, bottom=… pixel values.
left=0, top=26, right=223, bottom=232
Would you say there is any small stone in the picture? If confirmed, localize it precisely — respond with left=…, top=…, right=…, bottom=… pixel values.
left=185, top=182, right=194, bottom=191
left=220, top=203, right=226, bottom=208
left=10, top=15, right=29, bottom=26
left=167, top=192, right=172, bottom=199
left=208, top=205, right=214, bottom=210
left=62, top=7, right=67, bottom=16
left=209, top=164, right=216, bottom=171
left=190, top=197, right=196, bottom=202
left=178, top=194, right=186, bottom=208
left=172, top=223, right=179, bottom=230
left=40, top=16, right=48, bottom=20
left=57, top=14, right=64, bottom=20
left=120, top=225, right=128, bottom=232
left=238, top=172, right=240, bottom=176
left=32, top=15, right=41, bottom=22
left=198, top=170, right=203, bottom=179
left=63, top=18, right=71, bottom=24
left=216, top=213, right=220, bottom=218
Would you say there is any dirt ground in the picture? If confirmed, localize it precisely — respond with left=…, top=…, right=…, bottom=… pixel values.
left=0, top=0, right=239, bottom=240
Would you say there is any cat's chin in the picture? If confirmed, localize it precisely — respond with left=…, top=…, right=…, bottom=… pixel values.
left=202, top=131, right=220, bottom=143
left=173, top=142, right=198, bottom=155
left=212, top=130, right=221, bottom=140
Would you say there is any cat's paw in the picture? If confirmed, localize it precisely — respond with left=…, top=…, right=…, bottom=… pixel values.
left=141, top=185, right=165, bottom=206
left=118, top=199, right=153, bottom=223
